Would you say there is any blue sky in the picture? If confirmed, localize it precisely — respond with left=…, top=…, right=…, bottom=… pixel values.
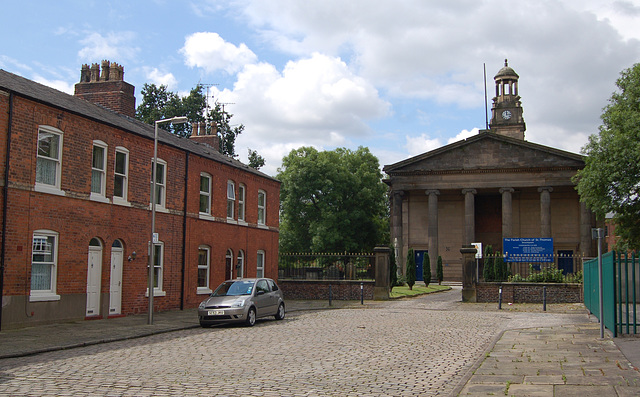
left=2, top=1, right=640, bottom=176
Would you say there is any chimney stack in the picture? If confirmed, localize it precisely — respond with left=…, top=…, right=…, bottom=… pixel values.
left=74, top=60, right=136, bottom=118
left=189, top=122, right=220, bottom=151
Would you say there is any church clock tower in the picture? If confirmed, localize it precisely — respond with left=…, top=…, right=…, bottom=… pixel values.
left=489, top=59, right=526, bottom=140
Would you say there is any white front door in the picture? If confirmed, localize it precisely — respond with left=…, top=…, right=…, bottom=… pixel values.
left=109, top=247, right=124, bottom=315
left=86, top=245, right=102, bottom=316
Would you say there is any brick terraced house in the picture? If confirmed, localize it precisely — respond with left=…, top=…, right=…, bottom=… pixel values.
left=0, top=61, right=280, bottom=330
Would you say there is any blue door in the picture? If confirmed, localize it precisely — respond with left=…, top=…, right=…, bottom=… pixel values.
left=414, top=250, right=428, bottom=281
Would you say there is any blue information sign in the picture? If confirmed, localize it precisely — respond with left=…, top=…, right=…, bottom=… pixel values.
left=503, top=238, right=554, bottom=262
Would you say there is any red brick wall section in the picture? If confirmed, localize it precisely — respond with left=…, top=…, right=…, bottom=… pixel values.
left=279, top=280, right=375, bottom=300
left=476, top=282, right=583, bottom=303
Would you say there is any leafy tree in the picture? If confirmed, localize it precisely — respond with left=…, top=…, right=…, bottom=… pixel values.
left=483, top=245, right=494, bottom=282
left=494, top=250, right=508, bottom=281
left=436, top=255, right=443, bottom=285
left=389, top=244, right=398, bottom=291
left=248, top=148, right=266, bottom=170
left=277, top=146, right=389, bottom=253
left=423, top=253, right=431, bottom=287
left=574, top=63, right=640, bottom=250
left=406, top=248, right=416, bottom=290
left=135, top=84, right=255, bottom=159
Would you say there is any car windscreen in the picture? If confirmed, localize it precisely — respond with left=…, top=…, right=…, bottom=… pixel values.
left=212, top=280, right=255, bottom=296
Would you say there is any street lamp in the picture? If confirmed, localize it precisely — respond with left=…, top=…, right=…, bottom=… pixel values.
left=149, top=116, right=188, bottom=325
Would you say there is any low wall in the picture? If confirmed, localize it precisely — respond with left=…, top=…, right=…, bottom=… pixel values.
left=476, top=282, right=583, bottom=303
left=279, top=280, right=375, bottom=300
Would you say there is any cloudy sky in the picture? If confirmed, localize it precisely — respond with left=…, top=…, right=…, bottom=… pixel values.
left=2, top=1, right=640, bottom=176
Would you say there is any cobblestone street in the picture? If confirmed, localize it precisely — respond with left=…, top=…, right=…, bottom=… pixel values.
left=0, top=289, right=591, bottom=396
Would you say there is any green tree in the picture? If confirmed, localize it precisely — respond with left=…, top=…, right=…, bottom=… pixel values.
left=389, top=245, right=398, bottom=291
left=248, top=148, right=266, bottom=170
left=436, top=255, right=443, bottom=285
left=574, top=63, right=640, bottom=250
left=494, top=250, right=507, bottom=281
left=406, top=248, right=416, bottom=290
left=483, top=245, right=494, bottom=282
left=135, top=84, right=254, bottom=159
left=423, top=253, right=431, bottom=287
left=277, top=146, right=389, bottom=253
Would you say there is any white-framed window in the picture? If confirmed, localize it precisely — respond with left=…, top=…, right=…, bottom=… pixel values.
left=197, top=245, right=211, bottom=293
left=226, top=249, right=234, bottom=279
left=35, top=125, right=64, bottom=195
left=199, top=173, right=212, bottom=215
left=151, top=159, right=167, bottom=209
left=30, top=230, right=60, bottom=301
left=258, top=190, right=266, bottom=225
left=238, top=184, right=246, bottom=222
left=147, top=241, right=165, bottom=296
left=237, top=250, right=244, bottom=278
left=227, top=180, right=235, bottom=219
left=256, top=250, right=265, bottom=278
left=91, top=140, right=108, bottom=201
left=113, top=147, right=129, bottom=203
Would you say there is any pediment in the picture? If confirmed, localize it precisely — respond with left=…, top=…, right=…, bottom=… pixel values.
left=384, top=132, right=584, bottom=174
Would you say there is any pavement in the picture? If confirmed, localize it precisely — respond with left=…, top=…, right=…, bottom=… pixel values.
left=0, top=294, right=639, bottom=396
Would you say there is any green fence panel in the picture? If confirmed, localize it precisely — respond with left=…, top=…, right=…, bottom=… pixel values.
left=583, top=251, right=617, bottom=336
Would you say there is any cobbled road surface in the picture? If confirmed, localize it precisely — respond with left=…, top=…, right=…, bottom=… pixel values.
left=0, top=288, right=586, bottom=396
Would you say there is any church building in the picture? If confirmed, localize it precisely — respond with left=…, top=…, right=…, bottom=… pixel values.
left=383, top=60, right=596, bottom=282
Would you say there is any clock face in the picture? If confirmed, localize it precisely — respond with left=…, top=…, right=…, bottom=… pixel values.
left=501, top=110, right=512, bottom=120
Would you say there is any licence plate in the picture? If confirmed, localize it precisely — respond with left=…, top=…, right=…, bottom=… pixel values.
left=208, top=310, right=224, bottom=316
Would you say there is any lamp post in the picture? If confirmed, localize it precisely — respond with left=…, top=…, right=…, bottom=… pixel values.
left=148, top=116, right=188, bottom=325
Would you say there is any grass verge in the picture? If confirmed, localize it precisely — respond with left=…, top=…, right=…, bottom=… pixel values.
left=389, top=284, right=451, bottom=299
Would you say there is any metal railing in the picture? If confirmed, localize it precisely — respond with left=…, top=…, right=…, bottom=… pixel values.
left=278, top=252, right=375, bottom=281
left=480, top=253, right=585, bottom=283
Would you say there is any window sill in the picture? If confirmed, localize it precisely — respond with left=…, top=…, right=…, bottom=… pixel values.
left=89, top=193, right=110, bottom=204
left=199, top=213, right=215, bottom=221
left=112, top=197, right=131, bottom=207
left=149, top=205, right=169, bottom=214
left=145, top=289, right=166, bottom=297
left=197, top=288, right=212, bottom=295
left=226, top=218, right=238, bottom=225
left=29, top=293, right=61, bottom=302
left=238, top=220, right=248, bottom=226
left=257, top=224, right=269, bottom=230
left=34, top=184, right=65, bottom=197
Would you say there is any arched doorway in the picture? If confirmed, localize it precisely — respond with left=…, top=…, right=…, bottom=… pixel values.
left=86, top=238, right=103, bottom=317
left=109, top=240, right=124, bottom=315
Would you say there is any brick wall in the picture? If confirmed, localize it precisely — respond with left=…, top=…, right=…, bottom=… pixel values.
left=0, top=84, right=280, bottom=329
left=476, top=282, right=583, bottom=303
left=279, top=280, right=374, bottom=300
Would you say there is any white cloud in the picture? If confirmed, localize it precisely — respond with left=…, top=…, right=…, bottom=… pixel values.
left=32, top=75, right=75, bottom=94
left=144, top=67, right=179, bottom=90
left=181, top=32, right=257, bottom=74
left=447, top=128, right=479, bottom=145
left=77, top=32, right=139, bottom=61
left=405, top=134, right=442, bottom=157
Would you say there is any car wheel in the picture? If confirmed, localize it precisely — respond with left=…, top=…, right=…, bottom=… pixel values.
left=275, top=303, right=285, bottom=320
left=245, top=307, right=256, bottom=327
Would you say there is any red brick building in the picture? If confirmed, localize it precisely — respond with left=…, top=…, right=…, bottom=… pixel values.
left=0, top=62, right=280, bottom=330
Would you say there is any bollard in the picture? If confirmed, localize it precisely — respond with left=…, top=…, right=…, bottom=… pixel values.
left=543, top=286, right=547, bottom=312
left=360, top=283, right=364, bottom=305
left=329, top=284, right=332, bottom=306
left=498, top=286, right=502, bottom=310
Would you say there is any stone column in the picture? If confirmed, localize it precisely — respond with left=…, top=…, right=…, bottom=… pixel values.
left=426, top=189, right=440, bottom=279
left=500, top=188, right=514, bottom=239
left=538, top=187, right=553, bottom=237
left=462, top=189, right=476, bottom=245
left=373, top=246, right=390, bottom=300
left=460, top=245, right=477, bottom=302
left=392, top=191, right=404, bottom=276
left=579, top=202, right=593, bottom=256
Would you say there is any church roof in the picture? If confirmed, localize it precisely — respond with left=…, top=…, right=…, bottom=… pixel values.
left=383, top=131, right=584, bottom=176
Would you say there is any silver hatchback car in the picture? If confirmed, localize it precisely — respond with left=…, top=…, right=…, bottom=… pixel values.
left=198, top=278, right=286, bottom=327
